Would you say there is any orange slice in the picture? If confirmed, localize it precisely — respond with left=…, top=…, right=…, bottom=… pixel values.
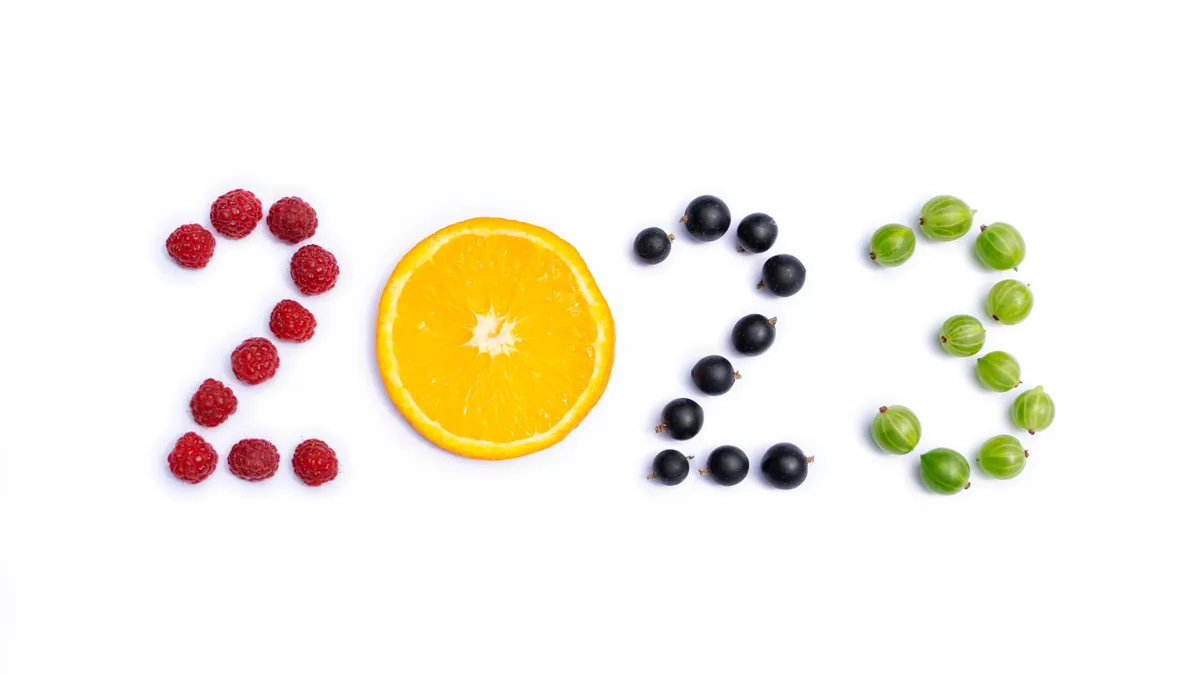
left=376, top=217, right=615, bottom=460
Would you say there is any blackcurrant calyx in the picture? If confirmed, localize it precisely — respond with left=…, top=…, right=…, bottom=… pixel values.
left=680, top=195, right=731, bottom=242
left=690, top=355, right=740, bottom=395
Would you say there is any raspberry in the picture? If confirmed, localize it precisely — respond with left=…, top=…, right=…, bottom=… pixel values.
left=269, top=299, right=317, bottom=342
left=228, top=438, right=280, bottom=482
left=166, top=224, right=216, bottom=269
left=230, top=337, right=280, bottom=385
left=292, top=439, right=339, bottom=486
left=290, top=245, right=339, bottom=296
left=168, top=432, right=219, bottom=484
left=189, top=378, right=238, bottom=427
left=210, top=189, right=263, bottom=239
left=267, top=196, right=318, bottom=244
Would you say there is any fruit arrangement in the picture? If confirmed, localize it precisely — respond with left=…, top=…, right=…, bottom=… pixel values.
left=162, top=189, right=339, bottom=487
left=640, top=195, right=815, bottom=490
left=868, top=195, right=1055, bottom=494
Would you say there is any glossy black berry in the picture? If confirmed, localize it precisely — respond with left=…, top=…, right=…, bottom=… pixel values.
left=736, top=213, right=778, bottom=253
left=634, top=227, right=673, bottom=264
left=761, top=443, right=813, bottom=490
left=680, top=195, right=731, bottom=242
left=758, top=254, right=806, bottom=297
left=647, top=449, right=691, bottom=486
left=656, top=398, right=704, bottom=440
left=731, top=314, right=776, bottom=356
left=690, top=355, right=740, bottom=395
left=701, top=446, right=749, bottom=486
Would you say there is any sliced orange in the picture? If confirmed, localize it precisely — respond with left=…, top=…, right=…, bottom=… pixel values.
left=376, top=217, right=615, bottom=460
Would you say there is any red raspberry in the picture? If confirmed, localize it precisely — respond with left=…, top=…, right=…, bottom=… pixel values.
left=189, top=378, right=238, bottom=427
left=290, top=245, right=339, bottom=296
left=269, top=299, right=317, bottom=342
left=168, top=432, right=219, bottom=484
left=228, top=438, right=280, bottom=482
left=292, top=439, right=339, bottom=486
left=230, top=337, right=280, bottom=385
left=166, top=224, right=216, bottom=269
left=210, top=189, right=263, bottom=239
left=267, top=196, right=318, bottom=244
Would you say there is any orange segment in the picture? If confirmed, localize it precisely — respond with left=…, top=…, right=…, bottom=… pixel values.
left=376, top=217, right=615, bottom=459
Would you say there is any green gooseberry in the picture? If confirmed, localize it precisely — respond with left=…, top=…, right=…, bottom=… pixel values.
left=919, top=448, right=971, bottom=495
left=974, top=223, right=1026, bottom=271
left=977, top=434, right=1027, bottom=480
left=939, top=314, right=985, bottom=357
left=1011, top=385, right=1055, bottom=435
left=918, top=195, right=975, bottom=241
left=869, top=224, right=916, bottom=267
left=986, top=280, right=1034, bottom=325
left=871, top=405, right=922, bottom=455
left=976, top=351, right=1021, bottom=392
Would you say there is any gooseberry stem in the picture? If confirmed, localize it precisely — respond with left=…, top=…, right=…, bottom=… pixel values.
left=1024, top=450, right=1030, bottom=457
left=964, top=482, right=971, bottom=489
left=879, top=406, right=888, bottom=414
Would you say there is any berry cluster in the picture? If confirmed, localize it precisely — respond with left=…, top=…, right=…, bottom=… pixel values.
left=163, top=188, right=340, bottom=487
left=868, top=195, right=1056, bottom=495
left=637, top=195, right=815, bottom=491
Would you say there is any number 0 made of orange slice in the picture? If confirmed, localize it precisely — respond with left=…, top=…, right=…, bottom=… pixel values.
left=376, top=217, right=615, bottom=460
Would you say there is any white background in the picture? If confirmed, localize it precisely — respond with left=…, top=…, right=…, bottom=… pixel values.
left=2, top=1, right=1198, bottom=673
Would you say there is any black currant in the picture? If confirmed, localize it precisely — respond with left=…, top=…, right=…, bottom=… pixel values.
left=761, top=443, right=813, bottom=490
left=656, top=398, right=704, bottom=440
left=731, top=314, right=777, bottom=356
left=700, top=446, right=749, bottom=486
left=758, top=254, right=806, bottom=296
left=736, top=213, right=778, bottom=253
left=690, top=355, right=740, bottom=395
left=680, top=195, right=731, bottom=242
left=634, top=227, right=673, bottom=264
left=647, top=449, right=692, bottom=486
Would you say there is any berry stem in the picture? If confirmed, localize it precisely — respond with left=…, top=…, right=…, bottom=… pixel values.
left=756, top=280, right=765, bottom=290
left=807, top=456, right=816, bottom=464
left=768, top=317, right=777, bottom=325
left=733, top=371, right=742, bottom=381
left=1024, top=450, right=1030, bottom=457
left=699, top=467, right=711, bottom=476
left=646, top=473, right=657, bottom=480
left=980, top=225, right=988, bottom=231
left=655, top=423, right=667, bottom=433
left=869, top=251, right=877, bottom=260
left=879, top=406, right=888, bottom=414
left=667, top=234, right=676, bottom=241
left=679, top=215, right=689, bottom=224
left=737, top=246, right=746, bottom=253
left=686, top=455, right=694, bottom=460
left=964, top=482, right=972, bottom=490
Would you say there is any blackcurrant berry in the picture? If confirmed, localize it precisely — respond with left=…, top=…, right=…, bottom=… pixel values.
left=690, top=355, right=740, bottom=395
left=647, top=449, right=692, bottom=486
left=758, top=254, right=806, bottom=296
left=680, top=195, right=731, bottom=242
left=656, top=398, right=704, bottom=440
left=700, top=446, right=749, bottom=486
left=634, top=227, right=673, bottom=264
left=736, top=213, right=778, bottom=253
left=761, top=443, right=813, bottom=490
left=731, top=314, right=776, bottom=356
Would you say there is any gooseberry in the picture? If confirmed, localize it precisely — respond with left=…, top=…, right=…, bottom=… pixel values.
left=1011, top=385, right=1055, bottom=435
left=918, top=195, right=975, bottom=241
left=976, top=351, right=1021, bottom=392
left=986, top=280, right=1034, bottom=325
left=977, top=435, right=1027, bottom=480
left=869, top=224, right=916, bottom=267
left=940, top=314, right=985, bottom=357
left=919, top=448, right=971, bottom=495
left=870, top=406, right=921, bottom=455
left=975, top=223, right=1025, bottom=271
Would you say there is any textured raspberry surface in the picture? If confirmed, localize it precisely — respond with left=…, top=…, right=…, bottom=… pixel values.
left=269, top=299, right=317, bottom=342
left=166, top=224, right=216, bottom=269
left=230, top=337, right=280, bottom=385
left=210, top=189, right=263, bottom=239
left=228, top=438, right=280, bottom=482
left=292, top=439, right=339, bottom=486
left=290, top=245, right=339, bottom=295
left=168, top=432, right=219, bottom=484
left=190, top=378, right=238, bottom=427
left=267, top=196, right=318, bottom=244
